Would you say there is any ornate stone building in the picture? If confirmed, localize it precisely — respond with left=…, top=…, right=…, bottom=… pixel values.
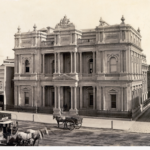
left=13, top=16, right=148, bottom=117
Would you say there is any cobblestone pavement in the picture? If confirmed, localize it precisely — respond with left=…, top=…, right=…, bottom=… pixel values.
left=7, top=120, right=150, bottom=146
left=129, top=107, right=150, bottom=133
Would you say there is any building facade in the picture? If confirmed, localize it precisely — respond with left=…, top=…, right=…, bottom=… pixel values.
left=0, top=58, right=14, bottom=110
left=13, top=16, right=148, bottom=117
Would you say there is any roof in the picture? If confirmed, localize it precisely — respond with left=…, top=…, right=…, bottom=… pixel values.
left=38, top=28, right=47, bottom=32
left=0, top=120, right=14, bottom=124
left=3, top=59, right=14, bottom=63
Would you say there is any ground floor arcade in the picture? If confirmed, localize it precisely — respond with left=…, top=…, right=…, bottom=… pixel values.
left=12, top=80, right=148, bottom=117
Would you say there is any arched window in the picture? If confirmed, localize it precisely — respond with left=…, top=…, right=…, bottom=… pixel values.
left=110, top=57, right=117, bottom=73
left=89, top=59, right=93, bottom=74
left=25, top=60, right=30, bottom=73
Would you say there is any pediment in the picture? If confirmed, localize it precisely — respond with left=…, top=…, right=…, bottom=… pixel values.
left=110, top=89, right=116, bottom=92
left=53, top=74, right=77, bottom=81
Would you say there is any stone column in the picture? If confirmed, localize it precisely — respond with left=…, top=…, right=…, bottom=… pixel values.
left=58, top=34, right=60, bottom=45
left=18, top=54, right=21, bottom=74
left=18, top=85, right=21, bottom=106
left=14, top=85, right=18, bottom=106
left=43, top=86, right=45, bottom=107
left=32, top=86, right=34, bottom=107
left=120, top=50, right=122, bottom=72
left=121, top=87, right=124, bottom=111
left=18, top=36, right=21, bottom=48
left=93, top=52, right=95, bottom=74
left=124, top=50, right=126, bottom=72
left=71, top=87, right=73, bottom=110
left=32, top=54, right=34, bottom=73
left=80, top=86, right=82, bottom=109
left=70, top=52, right=73, bottom=73
left=103, top=87, right=105, bottom=110
left=54, top=35, right=57, bottom=45
left=74, top=87, right=77, bottom=110
left=58, top=86, right=60, bottom=109
left=43, top=54, right=45, bottom=74
left=97, top=86, right=101, bottom=110
left=54, top=53, right=56, bottom=73
left=102, top=51, right=105, bottom=73
left=74, top=52, right=76, bottom=73
left=96, top=51, right=100, bottom=74
left=93, top=86, right=95, bottom=109
left=70, top=33, right=72, bottom=44
left=58, top=52, right=60, bottom=74
left=54, top=87, right=57, bottom=108
left=80, top=52, right=82, bottom=74
left=76, top=52, right=79, bottom=73
left=15, top=54, right=17, bottom=74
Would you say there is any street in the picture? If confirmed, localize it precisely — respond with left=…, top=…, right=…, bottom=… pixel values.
left=16, top=119, right=150, bottom=146
left=1, top=107, right=150, bottom=146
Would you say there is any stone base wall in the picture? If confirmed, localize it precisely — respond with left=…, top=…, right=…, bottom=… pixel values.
left=79, top=109, right=132, bottom=118
left=5, top=105, right=53, bottom=114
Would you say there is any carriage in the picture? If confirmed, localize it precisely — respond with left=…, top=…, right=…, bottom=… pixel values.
left=0, top=114, right=34, bottom=146
left=53, top=115, right=83, bottom=130
left=0, top=115, right=18, bottom=146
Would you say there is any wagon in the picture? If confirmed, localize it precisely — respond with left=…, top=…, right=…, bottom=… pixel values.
left=0, top=118, right=34, bottom=146
left=0, top=116, right=18, bottom=146
left=53, top=115, right=83, bottom=130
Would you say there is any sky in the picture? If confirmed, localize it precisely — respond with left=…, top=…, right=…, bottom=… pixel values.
left=0, top=0, right=150, bottom=64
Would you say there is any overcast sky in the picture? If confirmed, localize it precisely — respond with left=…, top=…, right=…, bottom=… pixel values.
left=0, top=0, right=150, bottom=64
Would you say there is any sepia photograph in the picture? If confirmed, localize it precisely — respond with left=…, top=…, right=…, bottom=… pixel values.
left=0, top=0, right=150, bottom=147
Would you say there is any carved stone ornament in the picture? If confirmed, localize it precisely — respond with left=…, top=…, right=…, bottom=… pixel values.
left=107, top=54, right=119, bottom=61
left=55, top=15, right=75, bottom=29
left=21, top=86, right=31, bottom=91
left=22, top=56, right=32, bottom=64
left=107, top=88, right=119, bottom=93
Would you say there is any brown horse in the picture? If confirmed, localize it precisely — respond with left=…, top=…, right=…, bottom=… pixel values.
left=53, top=116, right=67, bottom=128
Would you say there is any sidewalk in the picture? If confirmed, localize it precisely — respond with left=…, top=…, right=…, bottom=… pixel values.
left=0, top=110, right=135, bottom=131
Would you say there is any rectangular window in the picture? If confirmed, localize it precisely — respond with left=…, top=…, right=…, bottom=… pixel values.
left=25, top=92, right=29, bottom=105
left=26, top=67, right=29, bottom=73
left=111, top=95, right=116, bottom=108
left=90, top=94, right=93, bottom=106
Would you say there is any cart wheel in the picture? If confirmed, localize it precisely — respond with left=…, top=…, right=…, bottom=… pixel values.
left=66, top=121, right=75, bottom=130
left=75, top=123, right=82, bottom=129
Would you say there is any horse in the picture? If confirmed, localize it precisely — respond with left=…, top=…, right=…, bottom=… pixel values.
left=53, top=115, right=67, bottom=128
left=26, top=127, right=48, bottom=136
left=6, top=131, right=35, bottom=146
left=25, top=127, right=49, bottom=146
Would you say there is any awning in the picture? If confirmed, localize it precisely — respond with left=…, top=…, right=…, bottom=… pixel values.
left=0, top=120, right=13, bottom=124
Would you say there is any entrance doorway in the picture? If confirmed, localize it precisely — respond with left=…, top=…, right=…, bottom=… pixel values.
left=0, top=95, right=4, bottom=110
left=63, top=87, right=71, bottom=111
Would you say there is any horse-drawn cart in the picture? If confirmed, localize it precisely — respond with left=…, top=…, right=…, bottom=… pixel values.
left=0, top=116, right=18, bottom=146
left=53, top=115, right=83, bottom=130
